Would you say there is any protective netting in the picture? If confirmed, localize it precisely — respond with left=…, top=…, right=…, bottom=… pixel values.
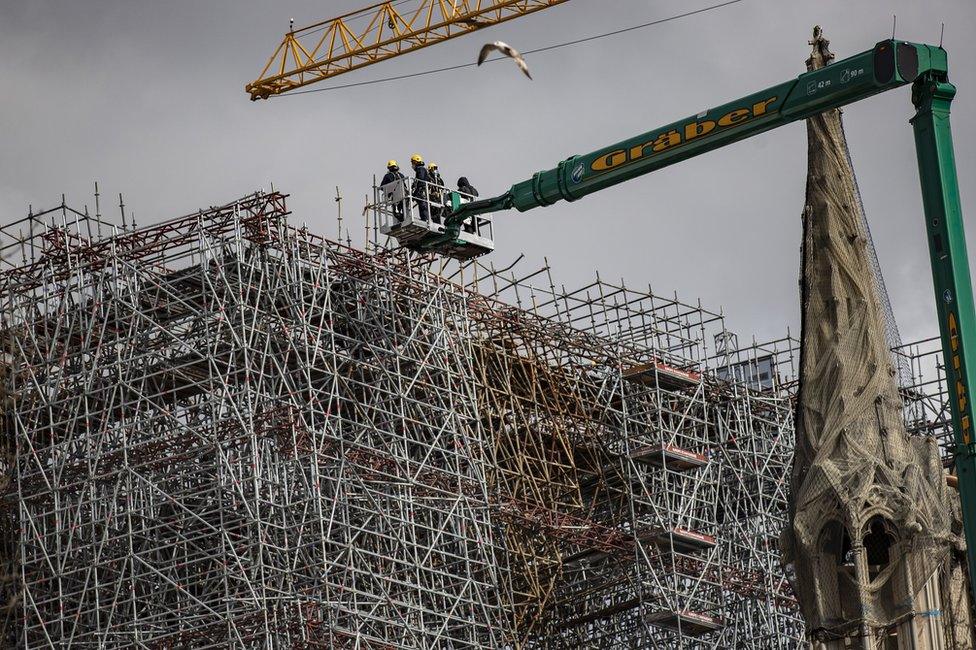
left=782, top=28, right=972, bottom=646
left=838, top=117, right=914, bottom=390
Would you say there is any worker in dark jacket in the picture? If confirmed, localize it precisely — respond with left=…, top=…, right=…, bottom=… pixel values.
left=457, top=177, right=479, bottom=200
left=457, top=177, right=480, bottom=233
left=410, top=154, right=430, bottom=222
left=381, top=160, right=406, bottom=222
left=427, top=162, right=445, bottom=223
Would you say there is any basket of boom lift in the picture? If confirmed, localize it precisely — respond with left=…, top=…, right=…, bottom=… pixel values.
left=375, top=178, right=494, bottom=260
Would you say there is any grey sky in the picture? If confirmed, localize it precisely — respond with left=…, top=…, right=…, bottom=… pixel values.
left=1, top=0, right=974, bottom=346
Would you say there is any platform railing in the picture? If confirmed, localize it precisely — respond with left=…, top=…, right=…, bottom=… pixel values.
left=374, top=179, right=493, bottom=242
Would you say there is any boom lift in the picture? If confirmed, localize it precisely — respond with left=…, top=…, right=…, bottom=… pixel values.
left=393, top=38, right=976, bottom=594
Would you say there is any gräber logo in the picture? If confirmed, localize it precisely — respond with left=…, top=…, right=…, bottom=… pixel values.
left=589, top=96, right=778, bottom=174
left=947, top=311, right=972, bottom=444
left=571, top=161, right=584, bottom=184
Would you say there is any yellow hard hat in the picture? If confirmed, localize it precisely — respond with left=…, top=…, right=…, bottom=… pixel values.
left=427, top=162, right=438, bottom=170
left=387, top=159, right=398, bottom=169
left=410, top=154, right=424, bottom=165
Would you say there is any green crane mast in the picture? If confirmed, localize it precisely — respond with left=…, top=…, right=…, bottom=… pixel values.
left=423, top=38, right=976, bottom=597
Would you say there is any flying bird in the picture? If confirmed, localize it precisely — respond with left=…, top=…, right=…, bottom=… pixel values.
left=477, top=41, right=532, bottom=80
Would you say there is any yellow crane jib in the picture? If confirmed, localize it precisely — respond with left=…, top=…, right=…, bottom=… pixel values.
left=246, top=0, right=568, bottom=100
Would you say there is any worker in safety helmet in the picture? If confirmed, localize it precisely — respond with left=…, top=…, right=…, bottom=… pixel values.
left=427, top=162, right=445, bottom=223
left=410, top=154, right=430, bottom=222
left=381, top=160, right=406, bottom=222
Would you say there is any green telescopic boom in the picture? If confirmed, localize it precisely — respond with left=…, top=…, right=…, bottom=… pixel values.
left=431, top=38, right=976, bottom=601
left=436, top=40, right=943, bottom=228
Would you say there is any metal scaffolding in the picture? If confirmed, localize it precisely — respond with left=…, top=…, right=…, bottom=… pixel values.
left=895, top=336, right=956, bottom=465
left=0, top=188, right=942, bottom=647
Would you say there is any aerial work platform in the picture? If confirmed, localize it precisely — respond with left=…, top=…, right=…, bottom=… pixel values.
left=375, top=179, right=493, bottom=260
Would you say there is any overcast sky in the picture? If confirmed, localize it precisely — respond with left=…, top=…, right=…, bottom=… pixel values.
left=1, top=0, right=974, bottom=347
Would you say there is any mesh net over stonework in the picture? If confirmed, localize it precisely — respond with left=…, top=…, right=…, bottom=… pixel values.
left=781, top=30, right=967, bottom=643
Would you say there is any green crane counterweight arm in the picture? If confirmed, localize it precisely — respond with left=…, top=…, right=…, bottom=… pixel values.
left=430, top=38, right=976, bottom=602
left=911, top=72, right=976, bottom=566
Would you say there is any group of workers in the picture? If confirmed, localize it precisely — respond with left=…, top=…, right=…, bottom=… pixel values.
left=381, top=154, right=479, bottom=225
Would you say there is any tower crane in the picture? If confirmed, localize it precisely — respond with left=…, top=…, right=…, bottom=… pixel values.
left=246, top=0, right=567, bottom=100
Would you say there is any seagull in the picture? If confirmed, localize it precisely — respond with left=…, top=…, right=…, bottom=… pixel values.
left=477, top=41, right=532, bottom=80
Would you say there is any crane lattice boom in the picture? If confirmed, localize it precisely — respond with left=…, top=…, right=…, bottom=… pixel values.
left=246, top=0, right=567, bottom=100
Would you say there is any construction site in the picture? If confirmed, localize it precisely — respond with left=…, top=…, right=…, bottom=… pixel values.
left=1, top=1, right=975, bottom=648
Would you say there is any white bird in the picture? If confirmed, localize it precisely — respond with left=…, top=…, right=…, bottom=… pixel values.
left=477, top=41, right=532, bottom=80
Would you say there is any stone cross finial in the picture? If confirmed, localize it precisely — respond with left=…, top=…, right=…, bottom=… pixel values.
left=806, top=25, right=835, bottom=71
